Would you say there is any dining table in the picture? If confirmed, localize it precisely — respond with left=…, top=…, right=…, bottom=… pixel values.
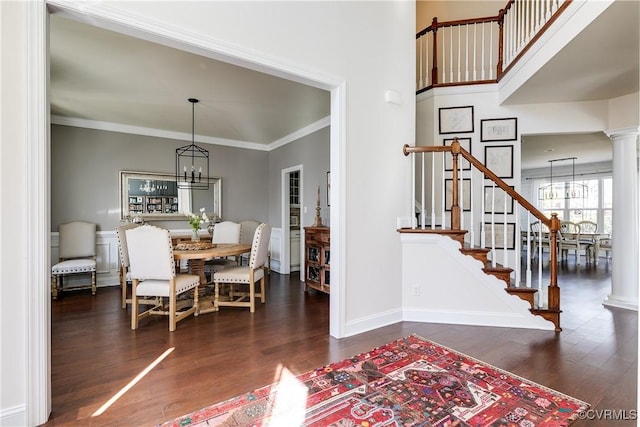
left=173, top=242, right=251, bottom=314
left=520, top=230, right=609, bottom=263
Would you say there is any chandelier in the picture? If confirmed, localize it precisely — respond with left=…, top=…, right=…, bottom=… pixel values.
left=176, top=98, right=209, bottom=190
left=139, top=179, right=156, bottom=194
left=538, top=157, right=588, bottom=201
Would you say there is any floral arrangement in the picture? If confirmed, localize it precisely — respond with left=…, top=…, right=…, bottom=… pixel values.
left=186, top=207, right=210, bottom=231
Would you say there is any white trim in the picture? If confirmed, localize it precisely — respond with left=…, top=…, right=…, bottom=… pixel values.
left=268, top=116, right=331, bottom=150
left=329, top=82, right=346, bottom=338
left=51, top=115, right=267, bottom=151
left=51, top=114, right=331, bottom=152
left=280, top=164, right=304, bottom=275
left=344, top=308, right=403, bottom=338
left=27, top=1, right=51, bottom=424
left=0, top=404, right=27, bottom=426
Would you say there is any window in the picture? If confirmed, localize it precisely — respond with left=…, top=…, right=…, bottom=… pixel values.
left=537, top=176, right=612, bottom=234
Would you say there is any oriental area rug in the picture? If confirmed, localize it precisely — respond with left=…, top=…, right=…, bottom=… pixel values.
left=160, top=334, right=589, bottom=426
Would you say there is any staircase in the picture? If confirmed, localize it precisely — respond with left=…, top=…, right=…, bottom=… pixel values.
left=401, top=141, right=562, bottom=331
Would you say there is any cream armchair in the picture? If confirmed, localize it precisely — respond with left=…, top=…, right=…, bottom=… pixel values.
left=204, top=221, right=241, bottom=278
left=51, top=221, right=97, bottom=299
left=239, top=219, right=270, bottom=273
left=214, top=223, right=271, bottom=312
left=116, top=223, right=158, bottom=309
left=126, top=225, right=199, bottom=332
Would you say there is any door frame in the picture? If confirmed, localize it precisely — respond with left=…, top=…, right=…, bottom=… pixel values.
left=280, top=164, right=303, bottom=279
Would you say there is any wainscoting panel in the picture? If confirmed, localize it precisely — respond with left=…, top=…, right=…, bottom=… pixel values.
left=270, top=227, right=282, bottom=274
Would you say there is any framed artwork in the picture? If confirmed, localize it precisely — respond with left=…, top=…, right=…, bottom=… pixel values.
left=481, top=117, right=517, bottom=142
left=484, top=185, right=514, bottom=214
left=484, top=145, right=513, bottom=179
left=439, top=106, right=474, bottom=134
left=326, top=171, right=331, bottom=206
left=443, top=137, right=471, bottom=171
left=445, top=178, right=471, bottom=212
left=483, top=222, right=516, bottom=250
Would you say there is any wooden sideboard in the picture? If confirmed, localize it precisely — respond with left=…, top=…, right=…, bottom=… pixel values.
left=304, top=226, right=330, bottom=294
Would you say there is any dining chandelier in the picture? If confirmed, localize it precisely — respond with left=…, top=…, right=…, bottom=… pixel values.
left=538, top=157, right=588, bottom=201
left=176, top=98, right=209, bottom=190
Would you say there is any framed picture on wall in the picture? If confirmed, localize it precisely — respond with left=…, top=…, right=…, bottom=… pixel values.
left=484, top=185, right=514, bottom=214
left=439, top=106, right=474, bottom=134
left=443, top=137, right=471, bottom=171
left=484, top=145, right=513, bottom=179
left=483, top=222, right=516, bottom=250
left=481, top=117, right=517, bottom=142
left=445, top=178, right=471, bottom=211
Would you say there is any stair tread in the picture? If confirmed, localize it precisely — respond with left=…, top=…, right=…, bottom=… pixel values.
left=506, top=287, right=537, bottom=293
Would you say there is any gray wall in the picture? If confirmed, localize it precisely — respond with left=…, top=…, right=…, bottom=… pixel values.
left=268, top=126, right=330, bottom=229
left=51, top=125, right=270, bottom=231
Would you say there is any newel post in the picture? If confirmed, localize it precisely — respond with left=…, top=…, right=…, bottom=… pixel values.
left=548, top=213, right=561, bottom=311
left=431, top=17, right=439, bottom=86
left=450, top=138, right=461, bottom=230
left=497, top=9, right=505, bottom=77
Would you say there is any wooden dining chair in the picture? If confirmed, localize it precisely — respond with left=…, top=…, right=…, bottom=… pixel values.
left=558, top=221, right=592, bottom=265
left=126, top=225, right=199, bottom=331
left=204, top=221, right=241, bottom=279
left=213, top=223, right=271, bottom=313
left=51, top=221, right=97, bottom=299
left=529, top=220, right=551, bottom=260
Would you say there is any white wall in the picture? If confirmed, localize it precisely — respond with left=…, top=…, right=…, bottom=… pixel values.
left=2, top=1, right=416, bottom=424
left=0, top=2, right=29, bottom=425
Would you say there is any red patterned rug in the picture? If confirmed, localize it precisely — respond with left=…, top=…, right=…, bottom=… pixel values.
left=160, top=334, right=588, bottom=426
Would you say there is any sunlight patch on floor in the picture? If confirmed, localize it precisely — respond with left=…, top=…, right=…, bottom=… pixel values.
left=266, top=364, right=308, bottom=426
left=92, top=347, right=175, bottom=417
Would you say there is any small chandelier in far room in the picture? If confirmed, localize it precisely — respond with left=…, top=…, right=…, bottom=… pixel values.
left=538, top=157, right=588, bottom=201
left=176, top=98, right=209, bottom=190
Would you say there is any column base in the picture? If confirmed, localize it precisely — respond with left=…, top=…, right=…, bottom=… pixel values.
left=602, top=294, right=638, bottom=311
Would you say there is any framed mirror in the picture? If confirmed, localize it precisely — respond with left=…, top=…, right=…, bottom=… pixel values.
left=120, top=171, right=222, bottom=221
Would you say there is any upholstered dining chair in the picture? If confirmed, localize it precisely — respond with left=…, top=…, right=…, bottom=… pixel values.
left=204, top=221, right=242, bottom=278
left=213, top=223, right=271, bottom=313
left=238, top=219, right=271, bottom=273
left=51, top=221, right=97, bottom=299
left=116, top=223, right=158, bottom=309
left=126, top=225, right=199, bottom=332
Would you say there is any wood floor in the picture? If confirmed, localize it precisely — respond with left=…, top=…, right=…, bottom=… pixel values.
left=44, top=258, right=636, bottom=426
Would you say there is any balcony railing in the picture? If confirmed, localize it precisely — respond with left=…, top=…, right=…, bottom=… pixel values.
left=416, top=0, right=571, bottom=92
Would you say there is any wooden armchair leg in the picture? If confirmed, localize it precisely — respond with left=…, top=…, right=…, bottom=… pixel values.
left=52, top=275, right=58, bottom=299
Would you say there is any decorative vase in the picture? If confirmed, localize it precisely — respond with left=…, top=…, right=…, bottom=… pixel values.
left=191, top=228, right=200, bottom=242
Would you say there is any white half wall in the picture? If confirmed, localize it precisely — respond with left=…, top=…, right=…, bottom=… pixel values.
left=401, top=233, right=554, bottom=330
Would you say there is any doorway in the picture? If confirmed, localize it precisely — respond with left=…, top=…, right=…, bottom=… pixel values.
left=281, top=165, right=304, bottom=280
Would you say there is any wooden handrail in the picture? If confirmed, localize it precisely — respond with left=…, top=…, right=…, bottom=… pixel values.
left=404, top=139, right=560, bottom=317
left=416, top=0, right=571, bottom=90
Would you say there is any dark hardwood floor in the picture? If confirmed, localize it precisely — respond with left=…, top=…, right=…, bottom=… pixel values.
left=43, top=258, right=636, bottom=426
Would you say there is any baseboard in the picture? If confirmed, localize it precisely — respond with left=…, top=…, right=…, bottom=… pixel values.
left=343, top=307, right=403, bottom=338
left=403, top=307, right=555, bottom=330
left=0, top=404, right=26, bottom=426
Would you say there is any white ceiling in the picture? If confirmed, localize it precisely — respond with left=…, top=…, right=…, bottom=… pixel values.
left=49, top=1, right=638, bottom=163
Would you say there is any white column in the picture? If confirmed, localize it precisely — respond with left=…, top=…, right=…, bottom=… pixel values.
left=603, top=128, right=639, bottom=311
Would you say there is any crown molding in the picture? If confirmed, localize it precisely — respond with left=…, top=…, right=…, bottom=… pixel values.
left=51, top=115, right=331, bottom=152
left=268, top=116, right=331, bottom=150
